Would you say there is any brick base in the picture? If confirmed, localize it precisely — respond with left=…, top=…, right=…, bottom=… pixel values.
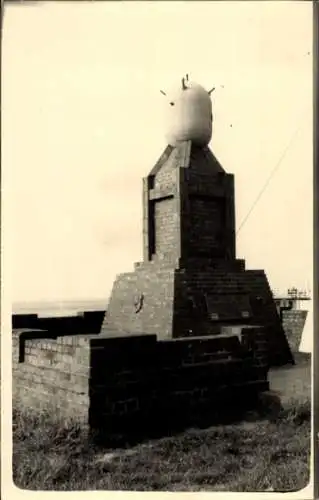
left=89, top=333, right=269, bottom=441
left=13, top=328, right=270, bottom=440
left=12, top=330, right=90, bottom=423
left=101, top=260, right=293, bottom=367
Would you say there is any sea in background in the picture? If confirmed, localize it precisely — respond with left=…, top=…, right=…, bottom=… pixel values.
left=12, top=299, right=107, bottom=317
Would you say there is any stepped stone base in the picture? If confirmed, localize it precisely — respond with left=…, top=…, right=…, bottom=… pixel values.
left=101, top=258, right=294, bottom=367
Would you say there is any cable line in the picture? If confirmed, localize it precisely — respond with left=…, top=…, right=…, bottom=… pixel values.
left=236, top=111, right=309, bottom=235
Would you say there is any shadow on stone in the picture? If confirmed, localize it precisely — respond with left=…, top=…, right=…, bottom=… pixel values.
left=89, top=384, right=274, bottom=449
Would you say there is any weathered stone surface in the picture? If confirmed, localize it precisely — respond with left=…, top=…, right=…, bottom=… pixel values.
left=12, top=330, right=90, bottom=421
left=12, top=328, right=270, bottom=433
left=101, top=140, right=293, bottom=367
left=88, top=333, right=270, bottom=436
left=281, top=309, right=308, bottom=352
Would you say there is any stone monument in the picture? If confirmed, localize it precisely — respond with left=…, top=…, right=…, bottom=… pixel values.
left=101, top=76, right=293, bottom=367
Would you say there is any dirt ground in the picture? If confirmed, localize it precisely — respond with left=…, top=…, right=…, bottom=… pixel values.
left=268, top=354, right=311, bottom=405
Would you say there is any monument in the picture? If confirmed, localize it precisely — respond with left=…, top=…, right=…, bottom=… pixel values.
left=101, top=76, right=293, bottom=367
left=12, top=77, right=294, bottom=438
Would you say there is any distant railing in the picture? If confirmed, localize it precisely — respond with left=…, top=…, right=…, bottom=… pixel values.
left=273, top=287, right=311, bottom=301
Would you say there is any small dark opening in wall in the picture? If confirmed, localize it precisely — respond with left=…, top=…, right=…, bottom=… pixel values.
left=148, top=200, right=156, bottom=259
left=19, top=337, right=25, bottom=363
left=148, top=175, right=155, bottom=190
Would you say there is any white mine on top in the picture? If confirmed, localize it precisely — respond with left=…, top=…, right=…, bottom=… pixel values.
left=163, top=77, right=214, bottom=147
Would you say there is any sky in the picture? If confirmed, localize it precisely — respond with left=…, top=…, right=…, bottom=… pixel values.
left=2, top=1, right=313, bottom=311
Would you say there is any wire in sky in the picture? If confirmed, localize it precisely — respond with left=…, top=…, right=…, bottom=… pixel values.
left=236, top=110, right=309, bottom=236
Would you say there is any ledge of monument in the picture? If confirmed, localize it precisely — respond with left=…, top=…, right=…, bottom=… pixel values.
left=133, top=258, right=246, bottom=272
left=176, top=257, right=246, bottom=270
left=134, top=259, right=179, bottom=270
left=221, top=325, right=264, bottom=339
left=90, top=329, right=157, bottom=345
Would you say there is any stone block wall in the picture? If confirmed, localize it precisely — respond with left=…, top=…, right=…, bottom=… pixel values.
left=240, top=326, right=269, bottom=371
left=188, top=196, right=225, bottom=257
left=89, top=333, right=269, bottom=437
left=154, top=197, right=178, bottom=257
left=102, top=261, right=293, bottom=367
left=12, top=310, right=105, bottom=334
left=12, top=330, right=90, bottom=422
left=13, top=329, right=269, bottom=437
left=102, top=266, right=176, bottom=338
left=281, top=310, right=308, bottom=352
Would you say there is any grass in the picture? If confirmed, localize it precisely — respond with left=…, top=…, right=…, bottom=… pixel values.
left=12, top=361, right=311, bottom=492
left=12, top=401, right=311, bottom=492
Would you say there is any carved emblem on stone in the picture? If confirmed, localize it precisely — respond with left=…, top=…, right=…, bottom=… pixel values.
left=134, top=292, right=144, bottom=313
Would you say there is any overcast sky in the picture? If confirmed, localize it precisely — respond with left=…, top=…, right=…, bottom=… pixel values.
left=3, top=1, right=312, bottom=309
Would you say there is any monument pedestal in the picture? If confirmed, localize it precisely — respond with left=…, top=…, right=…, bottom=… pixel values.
left=101, top=259, right=293, bottom=366
left=101, top=141, right=293, bottom=366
